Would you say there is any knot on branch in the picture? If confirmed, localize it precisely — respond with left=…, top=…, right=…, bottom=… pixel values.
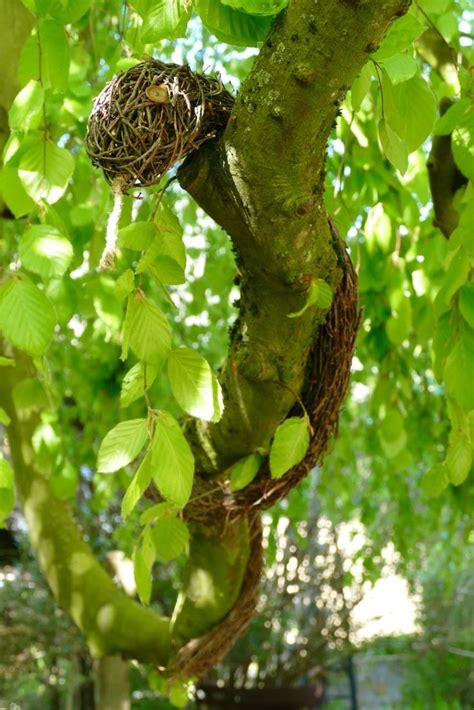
left=85, top=58, right=234, bottom=191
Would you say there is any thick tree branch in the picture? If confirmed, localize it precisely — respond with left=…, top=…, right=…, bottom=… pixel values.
left=179, top=0, right=411, bottom=469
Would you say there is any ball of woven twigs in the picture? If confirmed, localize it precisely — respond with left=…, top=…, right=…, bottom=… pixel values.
left=85, top=57, right=235, bottom=191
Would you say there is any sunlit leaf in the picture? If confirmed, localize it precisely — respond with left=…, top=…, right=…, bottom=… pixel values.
left=151, top=411, right=194, bottom=508
left=270, top=417, right=310, bottom=479
left=19, top=225, right=73, bottom=279
left=0, top=277, right=55, bottom=356
left=167, top=347, right=223, bottom=422
left=97, top=418, right=148, bottom=473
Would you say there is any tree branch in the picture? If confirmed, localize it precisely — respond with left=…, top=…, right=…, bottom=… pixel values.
left=179, top=0, right=411, bottom=469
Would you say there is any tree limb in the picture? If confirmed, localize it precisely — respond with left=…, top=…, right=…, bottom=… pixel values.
left=179, top=0, right=411, bottom=470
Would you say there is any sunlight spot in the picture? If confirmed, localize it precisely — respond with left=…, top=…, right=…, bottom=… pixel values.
left=97, top=604, right=116, bottom=632
left=71, top=592, right=85, bottom=626
left=70, top=552, right=94, bottom=575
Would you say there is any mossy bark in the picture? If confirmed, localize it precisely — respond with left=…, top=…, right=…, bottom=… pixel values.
left=179, top=0, right=411, bottom=469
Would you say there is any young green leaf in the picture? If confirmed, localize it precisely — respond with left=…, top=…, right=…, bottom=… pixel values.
left=97, top=418, right=148, bottom=474
left=373, top=14, right=425, bottom=60
left=194, top=0, right=272, bottom=46
left=0, top=166, right=35, bottom=218
left=378, top=118, right=409, bottom=174
left=0, top=277, right=55, bottom=356
left=19, top=225, right=73, bottom=280
left=269, top=417, right=310, bottom=479
left=140, top=501, right=177, bottom=526
left=151, top=515, right=189, bottom=563
left=444, top=326, right=474, bottom=412
left=0, top=457, right=15, bottom=527
left=421, top=464, right=450, bottom=497
left=9, top=80, right=44, bottom=131
left=19, top=137, right=74, bottom=205
left=141, top=0, right=192, bottom=42
left=220, top=0, right=287, bottom=15
left=446, top=433, right=472, bottom=486
left=167, top=347, right=223, bottom=422
left=459, top=282, right=474, bottom=329
left=382, top=73, right=437, bottom=153
left=133, top=546, right=152, bottom=605
left=19, top=19, right=69, bottom=92
left=121, top=292, right=171, bottom=365
left=115, top=269, right=135, bottom=301
left=351, top=62, right=372, bottom=112
left=151, top=411, right=194, bottom=508
left=230, top=453, right=263, bottom=491
left=287, top=279, right=333, bottom=318
left=120, top=362, right=158, bottom=409
left=121, top=450, right=155, bottom=519
left=118, top=222, right=156, bottom=251
left=380, top=53, right=417, bottom=85
left=452, top=123, right=474, bottom=182
left=147, top=256, right=185, bottom=285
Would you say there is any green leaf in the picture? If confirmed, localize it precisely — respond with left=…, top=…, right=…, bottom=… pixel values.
left=135, top=226, right=186, bottom=275
left=141, top=0, right=192, bottom=42
left=269, top=416, right=310, bottom=479
left=0, top=167, right=35, bottom=218
left=0, top=457, right=15, bottom=527
left=459, top=282, right=474, bottom=329
left=120, top=362, right=158, bottom=409
left=378, top=117, right=409, bottom=174
left=133, top=546, right=152, bottom=605
left=380, top=52, right=417, bottom=84
left=20, top=225, right=73, bottom=279
left=151, top=411, right=194, bottom=508
left=115, top=269, right=135, bottom=301
left=229, top=453, right=263, bottom=491
left=42, top=20, right=70, bottom=91
left=351, top=62, right=372, bottom=112
left=452, top=121, right=474, bottom=181
left=118, top=222, right=156, bottom=251
left=121, top=450, right=154, bottom=519
left=433, top=98, right=471, bottom=136
left=365, top=203, right=393, bottom=253
left=374, top=14, right=425, bottom=60
left=147, top=256, right=185, bottom=285
left=194, top=0, right=272, bottom=46
left=0, top=277, right=55, bottom=356
left=19, top=137, right=74, bottom=205
left=421, top=464, right=449, bottom=497
left=19, top=19, right=69, bottom=91
left=140, top=501, right=177, bottom=525
left=151, top=515, right=189, bottom=563
left=97, top=418, right=148, bottom=473
left=167, top=347, right=223, bottom=422
left=436, top=247, right=470, bottom=310
left=444, top=326, right=474, bottom=412
left=287, top=279, right=333, bottom=318
left=446, top=433, right=472, bottom=486
left=382, top=73, right=437, bottom=152
left=9, top=80, right=44, bottom=131
left=220, top=0, right=287, bottom=16
left=121, top=292, right=171, bottom=365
